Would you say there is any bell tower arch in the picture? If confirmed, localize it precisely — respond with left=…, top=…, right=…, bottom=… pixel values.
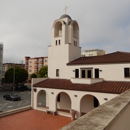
left=48, top=14, right=81, bottom=79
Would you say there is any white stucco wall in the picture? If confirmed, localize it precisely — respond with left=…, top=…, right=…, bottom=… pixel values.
left=67, top=63, right=130, bottom=81
left=48, top=17, right=81, bottom=79
left=32, top=87, right=118, bottom=117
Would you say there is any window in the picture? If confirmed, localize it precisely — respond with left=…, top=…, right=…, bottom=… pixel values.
left=39, top=64, right=42, bottom=67
left=89, top=54, right=93, bottom=56
left=81, top=70, right=85, bottom=78
left=56, top=40, right=57, bottom=45
left=87, top=70, right=92, bottom=78
left=56, top=69, right=59, bottom=77
left=57, top=94, right=60, bottom=102
left=39, top=59, right=43, bottom=62
left=95, top=69, right=99, bottom=78
left=35, top=70, right=37, bottom=72
left=94, top=97, right=99, bottom=107
left=75, top=69, right=79, bottom=78
left=59, top=40, right=60, bottom=45
left=124, top=68, right=130, bottom=77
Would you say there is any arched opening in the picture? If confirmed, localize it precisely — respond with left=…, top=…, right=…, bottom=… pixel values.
left=73, top=22, right=79, bottom=38
left=54, top=21, right=62, bottom=37
left=56, top=92, right=71, bottom=113
left=80, top=94, right=100, bottom=116
left=37, top=90, right=49, bottom=109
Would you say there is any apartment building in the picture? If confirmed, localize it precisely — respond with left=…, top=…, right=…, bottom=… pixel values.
left=25, top=57, right=48, bottom=77
left=2, top=63, right=24, bottom=78
left=81, top=49, right=105, bottom=57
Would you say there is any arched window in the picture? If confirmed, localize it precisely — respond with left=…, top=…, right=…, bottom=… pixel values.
left=54, top=21, right=62, bottom=37
left=73, top=23, right=79, bottom=38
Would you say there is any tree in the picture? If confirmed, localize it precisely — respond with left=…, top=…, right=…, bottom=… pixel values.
left=38, top=66, right=48, bottom=78
left=30, top=73, right=37, bottom=79
left=5, top=66, right=28, bottom=83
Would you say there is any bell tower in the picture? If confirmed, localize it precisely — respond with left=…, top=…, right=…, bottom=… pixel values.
left=48, top=14, right=81, bottom=79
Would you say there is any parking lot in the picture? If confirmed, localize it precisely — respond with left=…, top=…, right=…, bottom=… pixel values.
left=0, top=90, right=31, bottom=112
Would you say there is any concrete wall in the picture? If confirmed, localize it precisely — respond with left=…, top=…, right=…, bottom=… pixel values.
left=60, top=89, right=130, bottom=130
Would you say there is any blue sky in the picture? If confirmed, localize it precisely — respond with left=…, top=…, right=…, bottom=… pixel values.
left=0, top=0, right=130, bottom=63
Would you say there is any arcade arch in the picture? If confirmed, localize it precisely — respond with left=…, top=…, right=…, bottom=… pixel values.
left=37, top=90, right=49, bottom=109
left=56, top=92, right=71, bottom=112
left=80, top=94, right=100, bottom=115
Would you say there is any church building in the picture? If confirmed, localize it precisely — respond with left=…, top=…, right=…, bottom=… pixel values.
left=31, top=13, right=130, bottom=118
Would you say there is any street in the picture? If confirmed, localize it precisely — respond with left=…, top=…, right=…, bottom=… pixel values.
left=0, top=90, right=31, bottom=112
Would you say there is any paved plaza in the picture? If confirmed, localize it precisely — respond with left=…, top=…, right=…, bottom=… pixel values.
left=0, top=109, right=72, bottom=130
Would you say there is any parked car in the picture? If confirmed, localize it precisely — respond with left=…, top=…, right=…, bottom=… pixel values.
left=11, top=83, right=31, bottom=91
left=3, top=94, right=21, bottom=101
left=24, top=83, right=31, bottom=91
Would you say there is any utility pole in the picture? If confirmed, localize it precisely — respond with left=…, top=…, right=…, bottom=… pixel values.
left=20, top=60, right=23, bottom=68
left=13, top=63, right=15, bottom=94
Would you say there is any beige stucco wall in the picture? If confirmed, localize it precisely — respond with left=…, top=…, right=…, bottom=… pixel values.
left=67, top=63, right=130, bottom=81
left=48, top=17, right=81, bottom=79
left=32, top=86, right=118, bottom=117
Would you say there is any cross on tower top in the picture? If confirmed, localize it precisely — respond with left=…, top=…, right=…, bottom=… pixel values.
left=63, top=6, right=68, bottom=14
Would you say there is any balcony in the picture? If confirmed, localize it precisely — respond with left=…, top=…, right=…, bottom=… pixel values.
left=71, top=78, right=103, bottom=84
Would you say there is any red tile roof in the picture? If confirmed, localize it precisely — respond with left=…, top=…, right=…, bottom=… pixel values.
left=67, top=51, right=130, bottom=65
left=33, top=79, right=130, bottom=94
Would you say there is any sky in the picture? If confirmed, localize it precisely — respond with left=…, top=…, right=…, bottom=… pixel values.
left=0, top=0, right=130, bottom=63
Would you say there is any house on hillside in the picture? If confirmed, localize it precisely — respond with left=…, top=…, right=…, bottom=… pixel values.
left=31, top=14, right=130, bottom=118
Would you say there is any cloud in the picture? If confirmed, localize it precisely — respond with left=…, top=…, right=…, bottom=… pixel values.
left=0, top=0, right=130, bottom=63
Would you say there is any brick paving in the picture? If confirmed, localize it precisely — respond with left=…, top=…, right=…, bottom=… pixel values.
left=0, top=109, right=72, bottom=130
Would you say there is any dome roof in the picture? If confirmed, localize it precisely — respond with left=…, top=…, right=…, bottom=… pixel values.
left=60, top=14, right=72, bottom=20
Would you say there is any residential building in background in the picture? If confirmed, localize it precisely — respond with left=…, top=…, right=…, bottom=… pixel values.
left=25, top=57, right=48, bottom=77
left=0, top=43, right=3, bottom=80
left=2, top=63, right=24, bottom=78
left=81, top=49, right=105, bottom=57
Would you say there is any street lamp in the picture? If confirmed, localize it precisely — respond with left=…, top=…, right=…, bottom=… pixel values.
left=13, top=63, right=15, bottom=94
